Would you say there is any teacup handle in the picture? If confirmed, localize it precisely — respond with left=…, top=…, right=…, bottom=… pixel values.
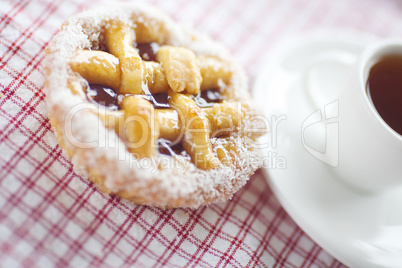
left=303, top=50, right=357, bottom=107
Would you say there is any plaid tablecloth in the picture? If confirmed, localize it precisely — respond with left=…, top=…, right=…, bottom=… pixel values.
left=1, top=0, right=402, bottom=267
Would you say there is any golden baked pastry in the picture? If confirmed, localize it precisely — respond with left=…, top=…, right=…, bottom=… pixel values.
left=44, top=3, right=264, bottom=208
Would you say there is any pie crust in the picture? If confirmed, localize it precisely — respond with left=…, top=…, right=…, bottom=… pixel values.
left=44, top=3, right=264, bottom=208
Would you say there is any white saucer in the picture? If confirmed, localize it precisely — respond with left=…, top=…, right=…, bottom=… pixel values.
left=253, top=31, right=402, bottom=268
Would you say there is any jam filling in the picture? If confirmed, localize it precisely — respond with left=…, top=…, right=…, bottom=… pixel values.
left=87, top=84, right=223, bottom=110
left=87, top=84, right=171, bottom=109
left=86, top=84, right=119, bottom=111
left=136, top=42, right=159, bottom=61
left=158, top=139, right=184, bottom=156
left=194, top=89, right=223, bottom=107
left=136, top=93, right=170, bottom=108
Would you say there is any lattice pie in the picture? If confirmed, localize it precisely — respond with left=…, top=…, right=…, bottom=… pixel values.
left=44, top=3, right=264, bottom=208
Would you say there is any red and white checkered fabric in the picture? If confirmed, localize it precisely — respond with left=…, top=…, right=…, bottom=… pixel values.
left=1, top=0, right=402, bottom=267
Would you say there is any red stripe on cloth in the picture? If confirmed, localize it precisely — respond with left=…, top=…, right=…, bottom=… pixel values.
left=0, top=1, right=59, bottom=72
left=216, top=183, right=269, bottom=267
left=0, top=0, right=30, bottom=32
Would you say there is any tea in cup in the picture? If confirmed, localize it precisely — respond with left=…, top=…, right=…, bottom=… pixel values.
left=306, top=39, right=402, bottom=192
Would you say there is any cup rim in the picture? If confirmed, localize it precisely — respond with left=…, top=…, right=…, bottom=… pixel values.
left=358, top=38, right=402, bottom=142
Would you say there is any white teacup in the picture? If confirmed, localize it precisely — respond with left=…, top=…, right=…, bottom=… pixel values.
left=306, top=39, right=402, bottom=192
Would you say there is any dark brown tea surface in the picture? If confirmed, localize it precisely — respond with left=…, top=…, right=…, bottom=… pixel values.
left=366, top=55, right=402, bottom=135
